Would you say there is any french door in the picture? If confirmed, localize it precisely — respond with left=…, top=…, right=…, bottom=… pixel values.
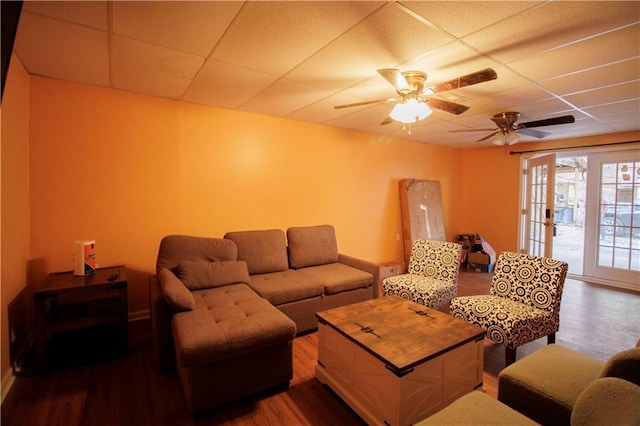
left=521, top=148, right=639, bottom=291
left=583, top=151, right=640, bottom=289
left=523, top=154, right=556, bottom=258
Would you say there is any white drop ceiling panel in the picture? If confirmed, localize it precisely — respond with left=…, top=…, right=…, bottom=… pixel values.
left=13, top=1, right=640, bottom=148
left=213, top=1, right=383, bottom=77
left=239, top=78, right=334, bottom=117
left=401, top=1, right=541, bottom=38
left=183, top=59, right=278, bottom=109
left=113, top=1, right=242, bottom=56
left=508, top=25, right=640, bottom=82
left=23, top=0, right=108, bottom=30
left=112, top=36, right=204, bottom=99
left=540, top=59, right=640, bottom=96
left=14, top=12, right=110, bottom=87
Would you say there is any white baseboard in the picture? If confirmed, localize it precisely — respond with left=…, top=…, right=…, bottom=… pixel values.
left=128, top=309, right=149, bottom=322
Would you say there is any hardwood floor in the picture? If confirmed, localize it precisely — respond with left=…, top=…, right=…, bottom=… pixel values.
left=2, top=270, right=639, bottom=426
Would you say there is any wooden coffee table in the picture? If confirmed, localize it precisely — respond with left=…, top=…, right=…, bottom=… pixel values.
left=315, top=295, right=486, bottom=426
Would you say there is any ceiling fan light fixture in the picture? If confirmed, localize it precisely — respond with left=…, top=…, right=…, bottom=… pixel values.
left=389, top=98, right=432, bottom=123
left=507, top=131, right=519, bottom=145
left=492, top=134, right=505, bottom=146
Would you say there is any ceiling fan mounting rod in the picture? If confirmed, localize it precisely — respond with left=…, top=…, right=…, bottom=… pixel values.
left=399, top=70, right=427, bottom=94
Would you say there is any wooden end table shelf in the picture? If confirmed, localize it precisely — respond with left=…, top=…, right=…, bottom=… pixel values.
left=34, top=265, right=128, bottom=370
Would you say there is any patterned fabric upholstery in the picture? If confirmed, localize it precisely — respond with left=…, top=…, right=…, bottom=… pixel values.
left=383, top=240, right=462, bottom=309
left=450, top=251, right=568, bottom=363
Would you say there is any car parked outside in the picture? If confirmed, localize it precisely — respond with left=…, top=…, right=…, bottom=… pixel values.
left=600, top=204, right=640, bottom=237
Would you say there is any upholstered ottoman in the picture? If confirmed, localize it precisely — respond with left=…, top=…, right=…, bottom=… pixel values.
left=498, top=342, right=640, bottom=425
left=172, top=284, right=296, bottom=414
left=498, top=344, right=604, bottom=425
left=416, top=391, right=537, bottom=425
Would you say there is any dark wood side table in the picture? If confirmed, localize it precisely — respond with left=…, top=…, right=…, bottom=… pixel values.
left=34, top=265, right=128, bottom=371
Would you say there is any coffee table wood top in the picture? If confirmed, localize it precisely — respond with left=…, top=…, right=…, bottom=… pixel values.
left=316, top=295, right=486, bottom=376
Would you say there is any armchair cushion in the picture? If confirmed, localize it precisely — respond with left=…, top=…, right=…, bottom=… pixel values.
left=407, top=240, right=461, bottom=282
left=287, top=225, right=339, bottom=269
left=450, top=295, right=552, bottom=348
left=490, top=253, right=568, bottom=315
left=178, top=260, right=250, bottom=290
left=383, top=274, right=457, bottom=309
left=158, top=267, right=195, bottom=311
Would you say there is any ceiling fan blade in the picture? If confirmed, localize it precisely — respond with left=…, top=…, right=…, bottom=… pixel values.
left=427, top=98, right=470, bottom=115
left=377, top=69, right=410, bottom=92
left=449, top=127, right=498, bottom=133
left=334, top=97, right=395, bottom=109
left=380, top=117, right=393, bottom=126
left=519, top=115, right=575, bottom=128
left=517, top=128, right=551, bottom=139
left=475, top=131, right=500, bottom=142
left=429, top=68, right=497, bottom=94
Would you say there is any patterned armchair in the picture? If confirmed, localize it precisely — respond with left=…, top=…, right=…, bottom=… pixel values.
left=450, top=251, right=568, bottom=365
left=383, top=239, right=462, bottom=310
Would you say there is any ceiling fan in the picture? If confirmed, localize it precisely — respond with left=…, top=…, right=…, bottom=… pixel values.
left=334, top=68, right=497, bottom=130
left=450, top=112, right=576, bottom=145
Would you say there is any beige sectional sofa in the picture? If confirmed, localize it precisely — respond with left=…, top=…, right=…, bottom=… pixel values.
left=148, top=224, right=378, bottom=414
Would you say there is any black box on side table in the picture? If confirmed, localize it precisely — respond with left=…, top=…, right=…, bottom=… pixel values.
left=33, top=265, right=128, bottom=371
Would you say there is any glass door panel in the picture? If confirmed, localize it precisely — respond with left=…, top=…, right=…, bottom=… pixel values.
left=584, top=151, right=640, bottom=289
left=524, top=154, right=555, bottom=257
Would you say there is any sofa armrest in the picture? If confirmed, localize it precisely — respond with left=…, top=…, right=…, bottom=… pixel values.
left=149, top=275, right=176, bottom=370
left=338, top=253, right=380, bottom=297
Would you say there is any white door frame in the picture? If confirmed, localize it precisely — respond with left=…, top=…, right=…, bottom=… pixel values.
left=521, top=154, right=556, bottom=258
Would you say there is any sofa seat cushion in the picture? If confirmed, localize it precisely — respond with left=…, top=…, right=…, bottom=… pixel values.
left=298, top=263, right=373, bottom=295
left=249, top=270, right=324, bottom=306
left=172, top=284, right=296, bottom=368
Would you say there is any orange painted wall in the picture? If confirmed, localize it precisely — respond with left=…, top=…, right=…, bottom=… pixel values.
left=1, top=56, right=31, bottom=381
left=457, top=146, right=522, bottom=254
left=27, top=76, right=464, bottom=315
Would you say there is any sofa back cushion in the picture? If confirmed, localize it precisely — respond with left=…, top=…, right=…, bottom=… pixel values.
left=178, top=260, right=250, bottom=290
left=287, top=225, right=339, bottom=269
left=224, top=229, right=289, bottom=275
left=156, top=235, right=237, bottom=274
